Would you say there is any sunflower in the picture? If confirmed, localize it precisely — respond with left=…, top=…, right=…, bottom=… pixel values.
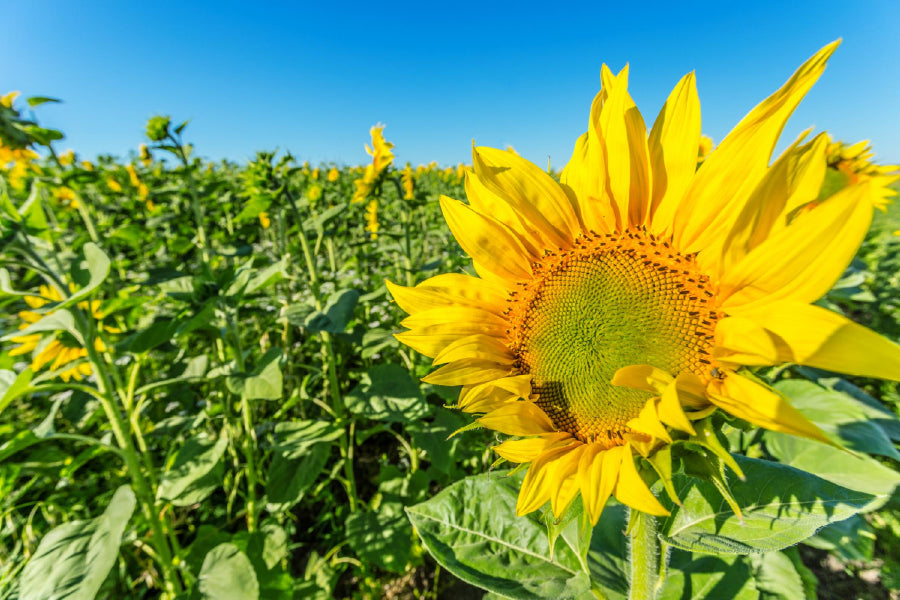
left=8, top=285, right=119, bottom=382
left=387, top=41, right=900, bottom=524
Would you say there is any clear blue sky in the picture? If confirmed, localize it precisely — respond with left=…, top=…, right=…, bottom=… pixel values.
left=3, top=1, right=898, bottom=169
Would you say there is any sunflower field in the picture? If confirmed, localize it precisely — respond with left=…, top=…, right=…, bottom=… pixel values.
left=2, top=42, right=900, bottom=600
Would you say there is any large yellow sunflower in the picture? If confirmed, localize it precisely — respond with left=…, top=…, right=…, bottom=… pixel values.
left=387, top=41, right=900, bottom=525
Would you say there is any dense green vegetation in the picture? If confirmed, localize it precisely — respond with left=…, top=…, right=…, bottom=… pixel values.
left=1, top=96, right=899, bottom=599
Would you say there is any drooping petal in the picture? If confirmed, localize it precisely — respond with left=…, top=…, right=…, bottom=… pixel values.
left=717, top=301, right=900, bottom=381
left=673, top=41, right=840, bottom=254
left=479, top=401, right=556, bottom=436
left=627, top=398, right=672, bottom=442
left=547, top=444, right=587, bottom=516
left=648, top=72, right=701, bottom=232
left=720, top=180, right=873, bottom=309
left=707, top=372, right=833, bottom=446
left=439, top=195, right=534, bottom=282
left=579, top=444, right=624, bottom=524
left=517, top=446, right=572, bottom=515
left=613, top=444, right=669, bottom=516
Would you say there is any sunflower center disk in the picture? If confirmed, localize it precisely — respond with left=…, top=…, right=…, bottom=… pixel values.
left=509, top=230, right=720, bottom=446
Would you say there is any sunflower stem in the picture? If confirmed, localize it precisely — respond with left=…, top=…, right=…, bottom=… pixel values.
left=627, top=509, right=659, bottom=600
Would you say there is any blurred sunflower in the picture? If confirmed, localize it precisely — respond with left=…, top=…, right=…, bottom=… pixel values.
left=352, top=125, right=394, bottom=203
left=825, top=137, right=899, bottom=211
left=9, top=285, right=120, bottom=382
left=387, top=41, right=900, bottom=524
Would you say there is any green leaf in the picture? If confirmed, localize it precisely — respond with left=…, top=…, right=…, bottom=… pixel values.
left=127, top=320, right=177, bottom=353
left=265, top=440, right=331, bottom=512
left=804, top=514, right=875, bottom=561
left=658, top=551, right=758, bottom=600
left=346, top=508, right=415, bottom=574
left=19, top=485, right=136, bottom=600
left=1, top=309, right=83, bottom=345
left=271, top=420, right=345, bottom=451
left=750, top=549, right=813, bottom=600
left=658, top=455, right=880, bottom=554
left=764, top=431, right=900, bottom=503
left=228, top=348, right=283, bottom=401
left=27, top=96, right=61, bottom=108
left=774, top=379, right=900, bottom=459
left=345, top=364, right=429, bottom=423
left=406, top=471, right=592, bottom=599
left=198, top=543, right=259, bottom=600
left=157, top=432, right=228, bottom=506
left=584, top=502, right=628, bottom=600
left=0, top=368, right=33, bottom=416
left=244, top=258, right=286, bottom=295
left=59, top=243, right=111, bottom=310
left=303, top=289, right=359, bottom=333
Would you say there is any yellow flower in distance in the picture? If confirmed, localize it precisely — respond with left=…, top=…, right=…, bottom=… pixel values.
left=825, top=137, right=898, bottom=211
left=401, top=163, right=415, bottom=200
left=327, top=167, right=340, bottom=182
left=258, top=212, right=271, bottom=229
left=9, top=285, right=118, bottom=382
left=0, top=91, right=19, bottom=108
left=697, top=135, right=713, bottom=163
left=387, top=41, right=900, bottom=524
left=365, top=199, right=379, bottom=240
left=366, top=123, right=395, bottom=173
left=58, top=149, right=75, bottom=166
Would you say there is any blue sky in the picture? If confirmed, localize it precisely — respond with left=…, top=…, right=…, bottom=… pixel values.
left=2, top=1, right=898, bottom=168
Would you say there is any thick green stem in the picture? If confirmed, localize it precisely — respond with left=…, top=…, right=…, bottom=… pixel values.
left=627, top=509, right=659, bottom=600
left=82, top=322, right=181, bottom=595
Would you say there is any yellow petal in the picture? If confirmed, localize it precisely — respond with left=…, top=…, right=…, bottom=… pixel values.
left=517, top=446, right=571, bottom=515
left=560, top=132, right=617, bottom=234
left=648, top=72, right=701, bottom=233
left=716, top=132, right=827, bottom=274
left=707, top=373, right=832, bottom=446
left=440, top=195, right=533, bottom=282
left=464, top=173, right=545, bottom=260
left=400, top=306, right=508, bottom=332
left=386, top=274, right=507, bottom=315
left=718, top=301, right=900, bottom=381
left=659, top=381, right=697, bottom=435
left=627, top=398, right=672, bottom=443
left=421, top=358, right=511, bottom=386
left=493, top=432, right=575, bottom=463
left=613, top=444, right=669, bottom=516
left=612, top=364, right=673, bottom=394
left=599, top=65, right=652, bottom=227
left=479, top=401, right=556, bottom=436
left=433, top=334, right=514, bottom=366
left=720, top=181, right=873, bottom=309
left=673, top=41, right=840, bottom=254
left=458, top=374, right=534, bottom=412
left=471, top=146, right=581, bottom=248
left=548, top=444, right=587, bottom=516
left=579, top=444, right=624, bottom=524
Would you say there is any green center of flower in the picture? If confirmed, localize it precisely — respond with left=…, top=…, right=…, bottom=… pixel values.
left=509, top=231, right=719, bottom=445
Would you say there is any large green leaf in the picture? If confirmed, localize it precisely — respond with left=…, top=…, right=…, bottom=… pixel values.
left=303, top=289, right=359, bottom=333
left=346, top=507, right=415, bottom=574
left=774, top=379, right=900, bottom=459
left=0, top=368, right=33, bottom=416
left=157, top=432, right=228, bottom=506
left=764, top=431, right=900, bottom=503
left=344, top=364, right=429, bottom=423
left=749, top=550, right=812, bottom=600
left=61, top=243, right=111, bottom=310
left=1, top=309, right=82, bottom=345
left=658, top=551, right=757, bottom=600
left=406, top=472, right=592, bottom=599
left=584, top=502, right=628, bottom=600
left=198, top=543, right=259, bottom=600
left=228, top=348, right=283, bottom=401
left=265, top=440, right=331, bottom=512
left=19, top=485, right=135, bottom=600
left=658, top=455, right=880, bottom=554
